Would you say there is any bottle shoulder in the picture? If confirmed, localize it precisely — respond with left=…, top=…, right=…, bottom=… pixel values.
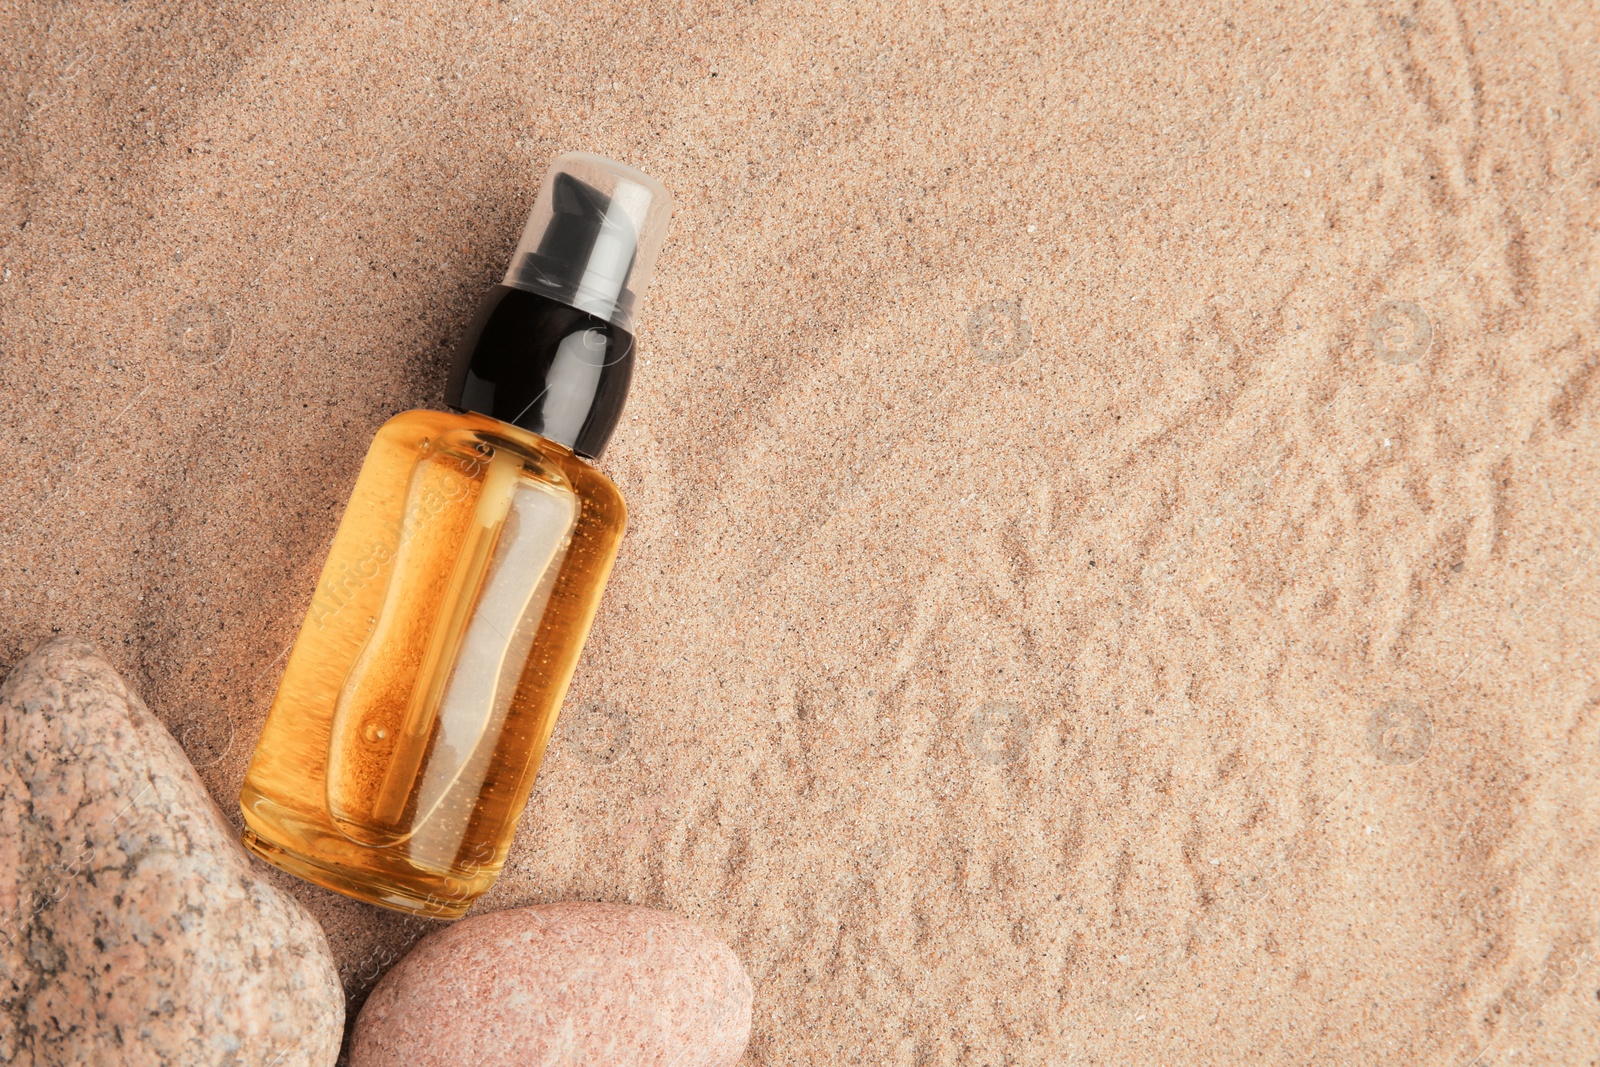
left=368, top=408, right=479, bottom=449
left=370, top=409, right=625, bottom=523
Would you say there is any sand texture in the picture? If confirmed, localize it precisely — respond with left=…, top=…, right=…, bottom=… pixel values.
left=4, top=1, right=1600, bottom=1063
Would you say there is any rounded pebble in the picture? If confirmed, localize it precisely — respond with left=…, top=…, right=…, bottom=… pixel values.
left=351, top=902, right=752, bottom=1067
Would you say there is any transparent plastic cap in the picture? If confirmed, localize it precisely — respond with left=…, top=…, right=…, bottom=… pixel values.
left=500, top=152, right=673, bottom=334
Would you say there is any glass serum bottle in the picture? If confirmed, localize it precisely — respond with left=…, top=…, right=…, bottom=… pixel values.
left=240, top=154, right=673, bottom=917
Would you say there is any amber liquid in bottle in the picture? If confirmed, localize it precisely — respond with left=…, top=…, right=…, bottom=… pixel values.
left=240, top=410, right=624, bottom=916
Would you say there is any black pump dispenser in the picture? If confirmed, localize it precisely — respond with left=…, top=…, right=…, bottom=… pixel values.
left=446, top=154, right=672, bottom=460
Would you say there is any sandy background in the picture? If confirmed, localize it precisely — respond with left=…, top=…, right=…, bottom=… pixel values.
left=5, top=0, right=1600, bottom=1063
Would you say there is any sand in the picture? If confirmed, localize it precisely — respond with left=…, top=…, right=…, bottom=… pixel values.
left=4, top=1, right=1600, bottom=1063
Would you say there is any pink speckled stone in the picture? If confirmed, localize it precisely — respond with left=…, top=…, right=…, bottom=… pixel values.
left=351, top=903, right=752, bottom=1067
left=0, top=637, right=343, bottom=1066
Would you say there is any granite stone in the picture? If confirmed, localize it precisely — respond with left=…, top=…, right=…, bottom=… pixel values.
left=0, top=637, right=342, bottom=1067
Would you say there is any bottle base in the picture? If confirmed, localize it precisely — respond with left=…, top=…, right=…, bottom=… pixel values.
left=241, top=827, right=475, bottom=919
left=239, top=789, right=495, bottom=920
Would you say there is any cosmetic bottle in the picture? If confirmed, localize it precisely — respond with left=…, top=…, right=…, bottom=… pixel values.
left=239, top=153, right=672, bottom=917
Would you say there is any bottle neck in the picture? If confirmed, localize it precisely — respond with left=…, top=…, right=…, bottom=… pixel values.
left=445, top=286, right=634, bottom=461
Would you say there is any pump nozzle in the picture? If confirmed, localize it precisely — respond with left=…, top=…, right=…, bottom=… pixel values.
left=500, top=153, right=672, bottom=334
